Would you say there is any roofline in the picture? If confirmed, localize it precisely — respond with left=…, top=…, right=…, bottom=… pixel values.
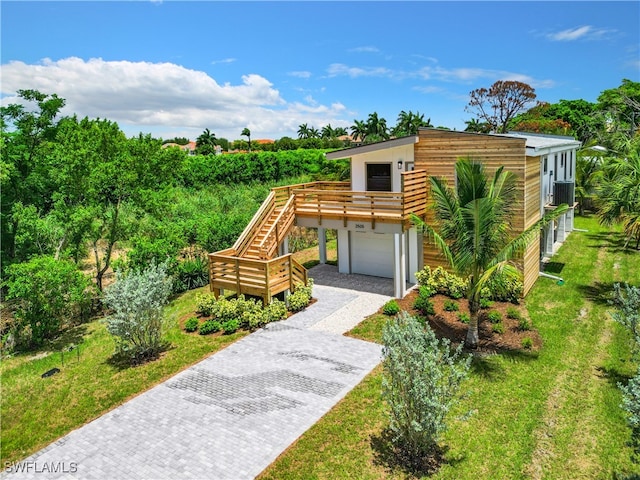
left=325, top=135, right=418, bottom=160
left=498, top=131, right=581, bottom=154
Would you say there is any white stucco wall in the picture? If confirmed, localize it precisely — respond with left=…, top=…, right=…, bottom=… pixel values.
left=350, top=144, right=415, bottom=192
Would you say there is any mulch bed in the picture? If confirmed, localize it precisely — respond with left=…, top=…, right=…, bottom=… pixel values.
left=392, top=290, right=543, bottom=353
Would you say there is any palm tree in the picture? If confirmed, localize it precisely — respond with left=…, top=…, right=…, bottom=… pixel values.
left=241, top=127, right=251, bottom=151
left=333, top=126, right=348, bottom=137
left=350, top=120, right=368, bottom=143
left=196, top=128, right=217, bottom=155
left=392, top=110, right=433, bottom=136
left=366, top=112, right=389, bottom=141
left=464, top=118, right=491, bottom=133
left=297, top=123, right=311, bottom=139
left=597, top=147, right=640, bottom=248
left=308, top=126, right=320, bottom=139
left=575, top=148, right=603, bottom=215
left=412, top=158, right=568, bottom=348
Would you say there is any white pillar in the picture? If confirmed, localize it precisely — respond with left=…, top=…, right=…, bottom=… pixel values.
left=567, top=208, right=575, bottom=233
left=544, top=222, right=554, bottom=257
left=558, top=213, right=567, bottom=243
left=337, top=230, right=350, bottom=274
left=394, top=232, right=406, bottom=298
left=318, top=227, right=327, bottom=264
left=408, top=228, right=419, bottom=284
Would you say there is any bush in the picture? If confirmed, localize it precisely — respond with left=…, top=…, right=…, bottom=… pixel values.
left=443, top=300, right=459, bottom=312
left=621, top=365, right=640, bottom=464
left=458, top=312, right=470, bottom=324
left=6, top=255, right=92, bottom=348
left=288, top=279, right=314, bottom=312
left=611, top=283, right=640, bottom=351
left=383, top=299, right=401, bottom=316
left=506, top=306, right=522, bottom=320
left=487, top=310, right=502, bottom=324
left=199, top=320, right=221, bottom=335
left=263, top=299, right=288, bottom=324
left=521, top=337, right=533, bottom=349
left=174, top=256, right=209, bottom=293
left=415, top=266, right=468, bottom=299
left=103, top=261, right=173, bottom=361
left=518, top=317, right=532, bottom=331
left=184, top=317, right=199, bottom=333
left=195, top=293, right=218, bottom=317
left=382, top=312, right=471, bottom=468
left=222, top=319, right=239, bottom=334
left=492, top=322, right=505, bottom=334
left=480, top=297, right=494, bottom=309
left=414, top=295, right=435, bottom=317
left=484, top=271, right=524, bottom=304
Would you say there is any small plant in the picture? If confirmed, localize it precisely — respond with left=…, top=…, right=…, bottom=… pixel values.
left=506, top=306, right=522, bottom=320
left=518, top=317, right=532, bottom=331
left=487, top=310, right=502, bottom=324
left=288, top=279, right=314, bottom=312
left=492, top=322, right=505, bottom=334
left=184, top=317, right=199, bottom=333
left=195, top=292, right=218, bottom=317
left=199, top=320, right=221, bottom=335
left=443, top=300, right=459, bottom=312
left=263, top=299, right=288, bottom=324
left=222, top=319, right=240, bottom=335
left=414, top=295, right=435, bottom=316
left=382, top=312, right=471, bottom=469
left=480, top=297, right=494, bottom=309
left=458, top=312, right=470, bottom=324
left=382, top=299, right=401, bottom=316
left=521, top=337, right=533, bottom=349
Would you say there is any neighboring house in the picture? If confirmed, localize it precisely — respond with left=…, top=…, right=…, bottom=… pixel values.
left=208, top=129, right=580, bottom=303
left=162, top=141, right=197, bottom=155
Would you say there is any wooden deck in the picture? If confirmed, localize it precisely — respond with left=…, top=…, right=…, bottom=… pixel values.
left=208, top=170, right=428, bottom=303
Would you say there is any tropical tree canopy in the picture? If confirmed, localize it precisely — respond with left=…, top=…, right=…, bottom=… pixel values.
left=466, top=80, right=537, bottom=133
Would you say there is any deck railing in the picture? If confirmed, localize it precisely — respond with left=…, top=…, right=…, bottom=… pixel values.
left=208, top=250, right=308, bottom=304
left=233, top=191, right=276, bottom=257
left=258, top=194, right=296, bottom=259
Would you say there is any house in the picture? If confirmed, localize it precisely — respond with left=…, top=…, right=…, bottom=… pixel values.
left=162, top=141, right=197, bottom=155
left=208, top=129, right=580, bottom=303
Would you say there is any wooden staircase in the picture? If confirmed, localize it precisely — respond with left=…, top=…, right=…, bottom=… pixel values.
left=208, top=191, right=304, bottom=304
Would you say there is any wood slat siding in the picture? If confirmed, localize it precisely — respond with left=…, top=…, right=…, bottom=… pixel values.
left=414, top=130, right=541, bottom=292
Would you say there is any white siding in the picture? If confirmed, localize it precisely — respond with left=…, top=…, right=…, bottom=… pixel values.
left=351, top=231, right=394, bottom=278
left=350, top=144, right=415, bottom=192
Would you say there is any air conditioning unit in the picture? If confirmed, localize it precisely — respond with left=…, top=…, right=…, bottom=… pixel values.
left=553, top=181, right=574, bottom=206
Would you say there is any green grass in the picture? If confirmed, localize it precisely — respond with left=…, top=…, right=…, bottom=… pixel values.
left=0, top=286, right=248, bottom=465
left=259, top=216, right=640, bottom=479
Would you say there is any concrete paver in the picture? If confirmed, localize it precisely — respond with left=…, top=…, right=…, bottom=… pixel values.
left=2, top=267, right=389, bottom=480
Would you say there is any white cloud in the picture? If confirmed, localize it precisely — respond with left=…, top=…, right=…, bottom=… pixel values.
left=545, top=25, right=613, bottom=42
left=288, top=70, right=312, bottom=79
left=417, top=65, right=555, bottom=89
left=0, top=57, right=349, bottom=139
left=211, top=58, right=236, bottom=65
left=326, top=63, right=394, bottom=78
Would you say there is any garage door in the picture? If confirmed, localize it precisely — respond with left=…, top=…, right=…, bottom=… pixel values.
left=351, top=231, right=394, bottom=278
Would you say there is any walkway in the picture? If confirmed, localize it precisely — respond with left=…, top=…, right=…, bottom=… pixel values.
left=3, top=269, right=391, bottom=480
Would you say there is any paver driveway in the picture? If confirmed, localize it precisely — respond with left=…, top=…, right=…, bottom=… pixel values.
left=3, top=272, right=391, bottom=480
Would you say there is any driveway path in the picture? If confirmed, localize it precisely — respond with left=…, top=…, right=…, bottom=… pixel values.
left=3, top=270, right=391, bottom=480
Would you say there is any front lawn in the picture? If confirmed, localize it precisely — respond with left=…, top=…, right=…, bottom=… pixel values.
left=0, top=286, right=248, bottom=465
left=259, top=215, right=640, bottom=479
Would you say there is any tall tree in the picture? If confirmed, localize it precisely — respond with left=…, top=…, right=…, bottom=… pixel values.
left=464, top=118, right=491, bottom=133
left=321, top=124, right=335, bottom=139
left=413, top=158, right=567, bottom=348
left=241, top=127, right=251, bottom=152
left=466, top=80, right=537, bottom=133
left=196, top=128, right=217, bottom=155
left=297, top=123, right=310, bottom=139
left=392, top=110, right=432, bottom=136
left=597, top=79, right=640, bottom=147
left=366, top=111, right=390, bottom=141
left=350, top=119, right=368, bottom=143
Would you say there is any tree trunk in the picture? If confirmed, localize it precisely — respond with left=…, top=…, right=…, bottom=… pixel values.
left=465, top=299, right=480, bottom=349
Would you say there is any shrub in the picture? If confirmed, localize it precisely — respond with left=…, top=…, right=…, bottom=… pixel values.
left=443, top=300, right=459, bottom=312
left=415, top=266, right=468, bottom=299
left=506, top=306, right=522, bottom=320
left=414, top=295, right=435, bottom=317
left=521, top=337, right=533, bottom=350
left=103, top=261, right=173, bottom=361
left=621, top=365, right=640, bottom=464
left=383, top=300, right=401, bottom=316
left=611, top=282, right=640, bottom=352
left=484, top=271, right=524, bottom=304
left=492, top=322, right=505, bottom=334
left=184, top=317, right=199, bottom=333
left=518, top=317, right=532, bottom=331
left=382, top=312, right=471, bottom=468
left=288, top=279, right=314, bottom=312
left=487, top=310, right=502, bottom=324
left=458, top=312, right=470, bottom=324
left=6, top=255, right=92, bottom=348
left=222, top=319, right=239, bottom=334
left=195, top=293, right=218, bottom=317
left=480, top=298, right=494, bottom=309
left=199, top=320, right=221, bottom=335
left=263, top=299, right=288, bottom=324
left=174, top=256, right=209, bottom=293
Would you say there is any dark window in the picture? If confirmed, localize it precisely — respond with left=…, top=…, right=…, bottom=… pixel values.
left=570, top=151, right=573, bottom=178
left=543, top=156, right=548, bottom=173
left=366, top=163, right=392, bottom=191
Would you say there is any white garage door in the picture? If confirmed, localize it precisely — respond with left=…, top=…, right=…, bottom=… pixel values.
left=351, top=231, right=394, bottom=278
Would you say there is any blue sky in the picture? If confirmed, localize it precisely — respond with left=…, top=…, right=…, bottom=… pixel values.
left=1, top=1, right=639, bottom=141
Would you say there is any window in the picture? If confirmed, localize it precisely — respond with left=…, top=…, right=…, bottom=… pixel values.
left=366, top=163, right=392, bottom=191
left=569, top=151, right=573, bottom=179
left=543, top=156, right=548, bottom=173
